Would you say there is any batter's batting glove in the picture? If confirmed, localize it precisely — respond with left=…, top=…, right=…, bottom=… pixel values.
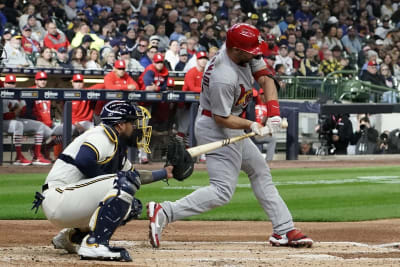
left=250, top=122, right=270, bottom=136
left=266, top=116, right=282, bottom=133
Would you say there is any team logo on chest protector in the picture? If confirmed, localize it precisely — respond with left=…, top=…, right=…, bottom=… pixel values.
left=235, top=84, right=252, bottom=108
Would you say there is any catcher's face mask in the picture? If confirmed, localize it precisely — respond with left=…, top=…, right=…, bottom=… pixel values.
left=134, top=106, right=152, bottom=153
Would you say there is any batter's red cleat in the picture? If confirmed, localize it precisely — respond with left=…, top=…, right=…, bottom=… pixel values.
left=147, top=201, right=167, bottom=248
left=269, top=229, right=313, bottom=248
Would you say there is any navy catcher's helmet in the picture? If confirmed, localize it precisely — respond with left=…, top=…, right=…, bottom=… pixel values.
left=100, top=100, right=139, bottom=125
left=100, top=100, right=152, bottom=153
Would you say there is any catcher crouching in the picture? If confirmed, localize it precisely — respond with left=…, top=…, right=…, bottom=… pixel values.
left=31, top=100, right=194, bottom=261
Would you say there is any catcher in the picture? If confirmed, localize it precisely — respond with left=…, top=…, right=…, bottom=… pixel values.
left=32, top=100, right=194, bottom=262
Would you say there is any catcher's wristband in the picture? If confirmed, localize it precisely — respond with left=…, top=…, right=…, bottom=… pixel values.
left=152, top=169, right=168, bottom=182
left=266, top=100, right=280, bottom=117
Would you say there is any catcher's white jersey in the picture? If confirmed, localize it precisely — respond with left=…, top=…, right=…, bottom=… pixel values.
left=45, top=124, right=132, bottom=187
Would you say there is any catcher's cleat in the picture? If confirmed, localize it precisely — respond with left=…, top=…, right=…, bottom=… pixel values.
left=269, top=229, right=313, bottom=248
left=78, top=235, right=132, bottom=262
left=147, top=201, right=167, bottom=248
left=52, top=228, right=80, bottom=254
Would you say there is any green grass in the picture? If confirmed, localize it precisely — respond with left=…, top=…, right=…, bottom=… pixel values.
left=1, top=166, right=400, bottom=221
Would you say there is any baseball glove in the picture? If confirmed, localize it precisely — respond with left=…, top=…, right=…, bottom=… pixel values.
left=165, top=137, right=194, bottom=181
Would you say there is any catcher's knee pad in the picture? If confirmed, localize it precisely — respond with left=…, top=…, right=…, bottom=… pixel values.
left=88, top=189, right=132, bottom=245
left=115, top=171, right=141, bottom=196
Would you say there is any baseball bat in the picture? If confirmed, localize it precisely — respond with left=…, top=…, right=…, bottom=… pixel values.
left=187, top=118, right=288, bottom=158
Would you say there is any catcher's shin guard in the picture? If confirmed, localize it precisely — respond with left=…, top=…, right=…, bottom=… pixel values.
left=78, top=173, right=140, bottom=261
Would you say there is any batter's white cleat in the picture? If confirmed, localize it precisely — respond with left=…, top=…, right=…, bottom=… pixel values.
left=147, top=201, right=168, bottom=248
left=52, top=228, right=79, bottom=254
left=269, top=229, right=313, bottom=248
left=78, top=235, right=132, bottom=262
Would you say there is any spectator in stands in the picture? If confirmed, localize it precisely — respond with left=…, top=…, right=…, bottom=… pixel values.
left=85, top=49, right=102, bottom=70
left=55, top=47, right=72, bottom=69
left=2, top=74, right=52, bottom=166
left=139, top=45, right=158, bottom=68
left=64, top=0, right=78, bottom=20
left=319, top=49, right=343, bottom=76
left=18, top=4, right=36, bottom=31
left=80, top=35, right=95, bottom=55
left=274, top=44, right=294, bottom=75
left=164, top=39, right=180, bottom=71
left=120, top=48, right=144, bottom=72
left=199, top=26, right=219, bottom=51
left=279, top=10, right=295, bottom=33
left=21, top=25, right=41, bottom=55
left=298, top=47, right=322, bottom=76
left=131, top=36, right=149, bottom=61
left=293, top=42, right=306, bottom=70
left=36, top=47, right=58, bottom=68
left=341, top=26, right=362, bottom=55
left=174, top=48, right=189, bottom=71
left=43, top=22, right=69, bottom=52
left=186, top=36, right=198, bottom=56
left=360, top=60, right=386, bottom=87
left=26, top=14, right=46, bottom=43
left=138, top=52, right=169, bottom=91
left=103, top=59, right=139, bottom=90
left=170, top=22, right=185, bottom=41
left=380, top=63, right=398, bottom=103
left=2, top=32, right=33, bottom=68
left=149, top=35, right=161, bottom=48
left=155, top=23, right=170, bottom=51
left=295, top=1, right=314, bottom=22
left=263, top=34, right=279, bottom=57
left=71, top=22, right=104, bottom=51
left=323, top=25, right=343, bottom=50
left=70, top=74, right=94, bottom=135
left=375, top=15, right=393, bottom=40
left=70, top=47, right=87, bottom=69
left=102, top=51, right=116, bottom=70
left=125, top=26, right=137, bottom=52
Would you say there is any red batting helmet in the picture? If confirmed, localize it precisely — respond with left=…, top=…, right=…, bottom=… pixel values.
left=226, top=23, right=267, bottom=55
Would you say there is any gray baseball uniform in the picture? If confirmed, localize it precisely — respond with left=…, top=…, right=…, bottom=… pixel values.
left=161, top=46, right=294, bottom=235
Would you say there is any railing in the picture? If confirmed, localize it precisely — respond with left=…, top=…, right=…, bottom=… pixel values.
left=279, top=70, right=399, bottom=103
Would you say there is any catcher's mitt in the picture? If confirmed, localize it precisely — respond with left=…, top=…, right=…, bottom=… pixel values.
left=166, top=137, right=194, bottom=181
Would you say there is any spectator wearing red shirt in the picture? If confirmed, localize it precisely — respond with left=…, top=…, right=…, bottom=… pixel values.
left=70, top=74, right=94, bottom=135
left=43, top=22, right=70, bottom=52
left=177, top=51, right=208, bottom=154
left=21, top=25, right=41, bottom=55
left=137, top=53, right=169, bottom=91
left=103, top=60, right=138, bottom=90
left=263, top=34, right=279, bottom=58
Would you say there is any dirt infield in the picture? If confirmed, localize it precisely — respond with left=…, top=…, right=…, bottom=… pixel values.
left=0, top=220, right=400, bottom=266
left=1, top=158, right=400, bottom=266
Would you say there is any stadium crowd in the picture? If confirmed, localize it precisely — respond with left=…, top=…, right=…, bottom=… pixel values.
left=2, top=0, right=400, bottom=164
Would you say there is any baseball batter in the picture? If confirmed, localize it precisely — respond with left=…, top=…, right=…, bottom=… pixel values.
left=32, top=101, right=173, bottom=261
left=148, top=23, right=313, bottom=248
